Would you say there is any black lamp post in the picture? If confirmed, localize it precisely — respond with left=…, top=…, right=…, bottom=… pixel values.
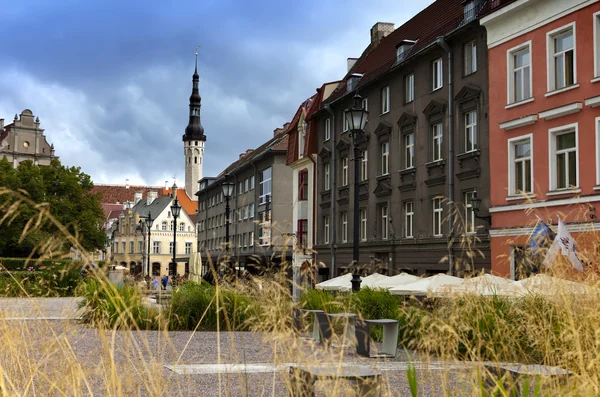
left=470, top=188, right=492, bottom=225
left=345, top=93, right=369, bottom=292
left=171, top=198, right=182, bottom=276
left=145, top=212, right=154, bottom=277
left=221, top=174, right=235, bottom=274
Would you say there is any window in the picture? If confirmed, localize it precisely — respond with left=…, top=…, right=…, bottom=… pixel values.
left=595, top=12, right=600, bottom=78
left=244, top=205, right=249, bottom=220
left=250, top=203, right=255, bottom=218
left=381, top=142, right=389, bottom=175
left=258, top=211, right=271, bottom=246
left=324, top=118, right=331, bottom=141
left=169, top=242, right=174, bottom=254
left=381, top=86, right=390, bottom=114
left=259, top=167, right=272, bottom=204
left=550, top=125, right=578, bottom=190
left=547, top=24, right=576, bottom=91
left=464, top=40, right=477, bottom=75
left=404, top=133, right=415, bottom=169
left=432, top=58, right=443, bottom=90
left=245, top=179, right=249, bottom=192
left=360, top=209, right=367, bottom=241
left=153, top=241, right=160, bottom=254
left=138, top=241, right=143, bottom=253
left=405, top=73, right=414, bottom=103
left=250, top=175, right=255, bottom=190
left=508, top=43, right=532, bottom=103
left=298, top=219, right=308, bottom=247
left=465, top=111, right=477, bottom=152
left=464, top=191, right=475, bottom=234
left=404, top=201, right=414, bottom=238
left=179, top=223, right=185, bottom=232
left=243, top=233, right=248, bottom=248
left=464, top=0, right=476, bottom=21
left=381, top=205, right=389, bottom=240
left=299, top=121, right=307, bottom=158
left=299, top=169, right=308, bottom=201
left=432, top=123, right=443, bottom=161
left=343, top=110, right=349, bottom=132
left=324, top=216, right=330, bottom=244
left=250, top=232, right=254, bottom=247
left=432, top=198, right=443, bottom=237
left=362, top=97, right=368, bottom=112
left=185, top=242, right=192, bottom=255
left=324, top=163, right=330, bottom=191
left=340, top=212, right=348, bottom=243
left=161, top=221, right=167, bottom=231
left=509, top=135, right=533, bottom=195
left=341, top=157, right=349, bottom=186
left=130, top=241, right=134, bottom=253
left=238, top=182, right=243, bottom=196
left=360, top=150, right=368, bottom=181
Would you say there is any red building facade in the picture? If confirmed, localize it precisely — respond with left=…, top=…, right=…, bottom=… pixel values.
left=482, top=0, right=600, bottom=277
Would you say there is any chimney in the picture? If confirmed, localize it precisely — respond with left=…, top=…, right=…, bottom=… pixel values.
left=347, top=58, right=358, bottom=72
left=239, top=153, right=246, bottom=159
left=125, top=179, right=130, bottom=189
left=370, top=22, right=395, bottom=47
left=165, top=180, right=169, bottom=190
left=273, top=127, right=284, bottom=137
left=147, top=190, right=158, bottom=205
left=246, top=149, right=254, bottom=155
left=0, top=119, right=4, bottom=129
left=134, top=191, right=143, bottom=205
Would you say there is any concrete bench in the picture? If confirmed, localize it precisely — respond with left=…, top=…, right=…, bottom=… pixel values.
left=483, top=363, right=573, bottom=394
left=297, top=309, right=324, bottom=342
left=316, top=312, right=357, bottom=348
left=288, top=364, right=381, bottom=397
left=355, top=319, right=399, bottom=358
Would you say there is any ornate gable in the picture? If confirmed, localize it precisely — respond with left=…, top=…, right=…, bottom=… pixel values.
left=373, top=121, right=392, bottom=142
left=373, top=177, right=392, bottom=197
left=397, top=112, right=417, bottom=128
left=318, top=147, right=331, bottom=160
left=455, top=85, right=481, bottom=103
left=336, top=138, right=350, bottom=152
left=423, top=100, right=447, bottom=119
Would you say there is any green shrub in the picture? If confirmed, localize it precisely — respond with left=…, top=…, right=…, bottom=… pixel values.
left=299, top=289, right=350, bottom=313
left=0, top=258, right=76, bottom=272
left=78, top=278, right=158, bottom=329
left=0, top=267, right=82, bottom=297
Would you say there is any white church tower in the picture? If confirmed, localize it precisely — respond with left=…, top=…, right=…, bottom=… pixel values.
left=183, top=52, right=206, bottom=201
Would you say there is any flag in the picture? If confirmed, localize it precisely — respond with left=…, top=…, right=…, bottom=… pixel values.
left=528, top=219, right=555, bottom=255
left=543, top=217, right=583, bottom=272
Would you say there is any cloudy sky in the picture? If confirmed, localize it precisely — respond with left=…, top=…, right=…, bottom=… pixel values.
left=0, top=0, right=434, bottom=186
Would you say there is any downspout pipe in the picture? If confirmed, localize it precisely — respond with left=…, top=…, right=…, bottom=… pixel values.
left=436, top=36, right=454, bottom=276
left=324, top=104, right=336, bottom=279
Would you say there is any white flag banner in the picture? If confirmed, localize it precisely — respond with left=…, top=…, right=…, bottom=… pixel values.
left=543, top=217, right=583, bottom=272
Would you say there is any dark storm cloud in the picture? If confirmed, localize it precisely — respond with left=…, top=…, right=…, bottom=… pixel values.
left=0, top=0, right=433, bottom=184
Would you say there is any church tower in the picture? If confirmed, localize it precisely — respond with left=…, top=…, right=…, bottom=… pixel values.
left=183, top=51, right=206, bottom=201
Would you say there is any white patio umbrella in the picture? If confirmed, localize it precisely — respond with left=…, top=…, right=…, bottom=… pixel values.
left=389, top=274, right=464, bottom=296
left=315, top=273, right=353, bottom=291
left=371, top=272, right=420, bottom=289
left=453, top=274, right=525, bottom=297
left=360, top=273, right=391, bottom=289
left=114, top=265, right=129, bottom=271
left=516, top=274, right=589, bottom=296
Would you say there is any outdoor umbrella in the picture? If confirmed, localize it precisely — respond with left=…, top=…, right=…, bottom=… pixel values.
left=389, top=274, right=464, bottom=296
left=455, top=274, right=526, bottom=297
left=315, top=273, right=353, bottom=291
left=371, top=272, right=420, bottom=289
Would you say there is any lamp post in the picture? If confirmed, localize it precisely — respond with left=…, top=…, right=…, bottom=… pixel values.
left=470, top=188, right=492, bottom=225
left=171, top=198, right=182, bottom=277
left=345, top=93, right=369, bottom=292
left=221, top=174, right=235, bottom=274
left=145, top=212, right=154, bottom=277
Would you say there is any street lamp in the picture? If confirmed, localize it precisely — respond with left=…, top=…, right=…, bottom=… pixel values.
left=171, top=197, right=182, bottom=276
left=144, top=212, right=154, bottom=277
left=221, top=174, right=235, bottom=274
left=345, top=93, right=369, bottom=292
left=470, top=188, right=492, bottom=225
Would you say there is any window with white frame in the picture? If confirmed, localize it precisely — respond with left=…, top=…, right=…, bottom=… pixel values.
left=595, top=12, right=600, bottom=78
left=259, top=167, right=272, bottom=204
left=432, top=123, right=443, bottom=161
left=179, top=223, right=185, bottom=231
left=381, top=205, right=389, bottom=240
left=432, top=198, right=443, bottom=237
left=381, top=86, right=390, bottom=114
left=250, top=175, right=255, bottom=190
left=432, top=58, right=443, bottom=90
left=324, top=163, right=330, bottom=190
left=138, top=240, right=143, bottom=253
left=509, top=136, right=533, bottom=195
left=404, top=201, right=414, bottom=238
left=341, top=157, right=349, bottom=186
left=381, top=142, right=390, bottom=175
left=250, top=231, right=254, bottom=246
left=245, top=178, right=249, bottom=192
left=360, top=209, right=367, bottom=241
left=343, top=110, right=349, bottom=132
left=162, top=221, right=167, bottom=231
left=153, top=241, right=160, bottom=254
left=404, top=133, right=415, bottom=168
left=130, top=241, right=134, bottom=253
left=185, top=242, right=192, bottom=255
left=405, top=73, right=414, bottom=103
left=547, top=24, right=576, bottom=91
left=362, top=97, right=368, bottom=111
left=464, top=40, right=477, bottom=75
left=465, top=111, right=477, bottom=152
left=169, top=242, right=175, bottom=255
left=324, top=118, right=331, bottom=141
left=340, top=212, right=348, bottom=243
left=464, top=191, right=475, bottom=233
left=361, top=150, right=368, bottom=181
left=250, top=203, right=254, bottom=218
left=324, top=216, right=330, bottom=244
left=508, top=43, right=532, bottom=103
left=550, top=125, right=578, bottom=190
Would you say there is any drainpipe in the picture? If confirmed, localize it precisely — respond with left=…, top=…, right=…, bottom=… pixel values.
left=324, top=104, right=336, bottom=279
left=436, top=36, right=454, bottom=276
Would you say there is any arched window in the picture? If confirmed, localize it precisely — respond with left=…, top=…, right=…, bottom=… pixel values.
left=162, top=221, right=167, bottom=231
left=194, top=157, right=197, bottom=164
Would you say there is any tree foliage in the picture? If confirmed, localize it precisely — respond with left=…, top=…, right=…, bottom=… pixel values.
left=0, top=157, right=106, bottom=257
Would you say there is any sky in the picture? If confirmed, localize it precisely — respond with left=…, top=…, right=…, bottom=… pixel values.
left=0, top=0, right=435, bottom=187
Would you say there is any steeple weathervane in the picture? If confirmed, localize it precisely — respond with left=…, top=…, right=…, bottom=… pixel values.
left=183, top=46, right=205, bottom=142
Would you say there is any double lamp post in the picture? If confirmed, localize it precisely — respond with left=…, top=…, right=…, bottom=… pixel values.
left=221, top=174, right=235, bottom=274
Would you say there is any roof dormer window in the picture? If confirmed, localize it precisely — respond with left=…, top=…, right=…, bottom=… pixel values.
left=395, top=40, right=416, bottom=64
left=346, top=73, right=364, bottom=92
left=463, top=0, right=481, bottom=23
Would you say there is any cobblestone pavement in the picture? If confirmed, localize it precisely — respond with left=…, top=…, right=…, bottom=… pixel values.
left=0, top=297, right=83, bottom=319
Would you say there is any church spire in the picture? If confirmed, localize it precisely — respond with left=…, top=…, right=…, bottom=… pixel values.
left=183, top=48, right=205, bottom=142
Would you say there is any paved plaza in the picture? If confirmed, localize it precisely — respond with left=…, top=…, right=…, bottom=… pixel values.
left=0, top=297, right=83, bottom=319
